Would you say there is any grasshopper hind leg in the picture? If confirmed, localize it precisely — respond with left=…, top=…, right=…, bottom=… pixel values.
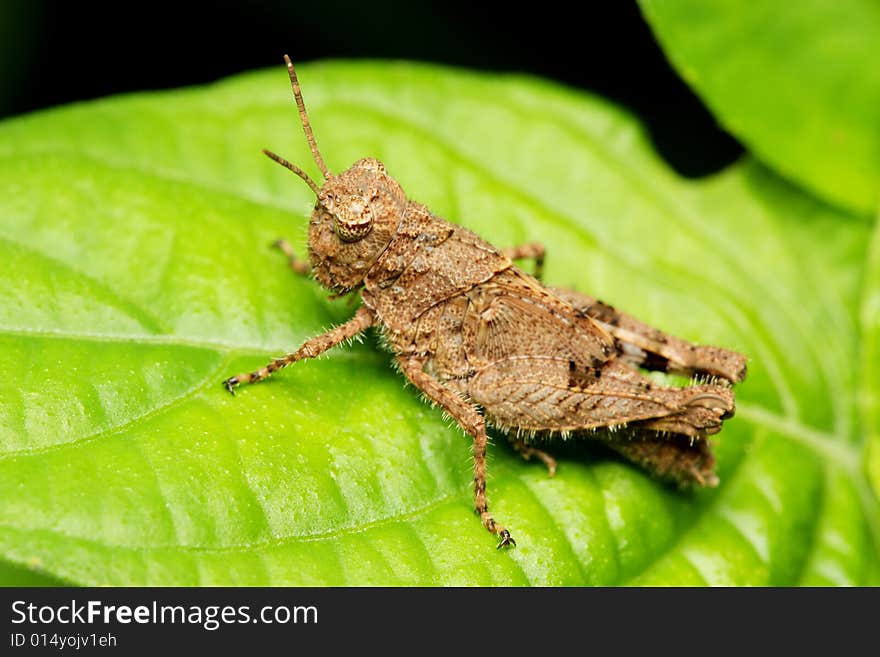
left=551, top=288, right=747, bottom=385
left=605, top=433, right=719, bottom=488
left=469, top=356, right=734, bottom=487
left=502, top=242, right=747, bottom=384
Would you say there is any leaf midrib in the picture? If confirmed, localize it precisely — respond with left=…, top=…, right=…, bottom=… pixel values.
left=0, top=488, right=464, bottom=553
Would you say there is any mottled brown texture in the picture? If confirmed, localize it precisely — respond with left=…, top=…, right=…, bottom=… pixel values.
left=551, top=289, right=747, bottom=383
left=223, top=57, right=748, bottom=548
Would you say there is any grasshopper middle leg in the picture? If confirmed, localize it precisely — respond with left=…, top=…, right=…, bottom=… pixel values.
left=400, top=357, right=515, bottom=548
left=502, top=242, right=546, bottom=281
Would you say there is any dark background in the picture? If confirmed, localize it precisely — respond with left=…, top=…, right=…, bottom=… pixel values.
left=0, top=0, right=742, bottom=176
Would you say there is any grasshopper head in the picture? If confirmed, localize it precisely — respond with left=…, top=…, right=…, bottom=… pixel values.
left=308, top=158, right=407, bottom=291
left=264, top=56, right=407, bottom=292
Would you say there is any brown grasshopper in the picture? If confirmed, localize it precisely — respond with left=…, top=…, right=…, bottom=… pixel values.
left=224, top=56, right=747, bottom=548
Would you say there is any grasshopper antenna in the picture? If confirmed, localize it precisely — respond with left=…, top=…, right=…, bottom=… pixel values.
left=283, top=54, right=331, bottom=180
left=262, top=148, right=322, bottom=196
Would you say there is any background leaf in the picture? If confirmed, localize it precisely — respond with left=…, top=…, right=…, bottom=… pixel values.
left=638, top=0, right=880, bottom=216
left=0, top=62, right=877, bottom=585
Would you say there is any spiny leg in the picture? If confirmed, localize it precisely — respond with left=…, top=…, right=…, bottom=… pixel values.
left=502, top=242, right=545, bottom=281
left=471, top=356, right=733, bottom=487
left=223, top=306, right=374, bottom=394
left=469, top=356, right=734, bottom=454
left=273, top=238, right=311, bottom=276
left=399, top=357, right=514, bottom=548
left=551, top=288, right=747, bottom=384
left=509, top=437, right=557, bottom=477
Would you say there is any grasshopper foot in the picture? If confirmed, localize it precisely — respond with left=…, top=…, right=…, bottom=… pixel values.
left=223, top=377, right=240, bottom=395
left=223, top=369, right=270, bottom=395
left=496, top=529, right=516, bottom=549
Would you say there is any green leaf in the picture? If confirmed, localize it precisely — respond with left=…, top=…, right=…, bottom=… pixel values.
left=639, top=0, right=880, bottom=216
left=0, top=61, right=877, bottom=585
